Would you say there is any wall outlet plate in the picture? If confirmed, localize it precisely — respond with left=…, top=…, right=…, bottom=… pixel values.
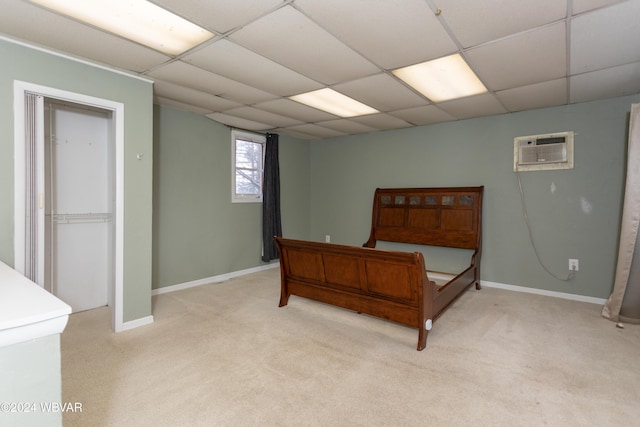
left=569, top=259, right=579, bottom=271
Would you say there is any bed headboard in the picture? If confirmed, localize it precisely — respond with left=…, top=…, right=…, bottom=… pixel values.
left=363, top=186, right=483, bottom=250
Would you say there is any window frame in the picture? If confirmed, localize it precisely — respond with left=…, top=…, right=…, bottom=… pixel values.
left=231, top=129, right=266, bottom=203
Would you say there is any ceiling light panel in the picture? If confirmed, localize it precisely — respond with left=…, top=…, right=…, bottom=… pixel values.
left=0, top=0, right=171, bottom=72
left=29, top=0, right=214, bottom=55
left=290, top=89, right=379, bottom=118
left=393, top=54, right=488, bottom=102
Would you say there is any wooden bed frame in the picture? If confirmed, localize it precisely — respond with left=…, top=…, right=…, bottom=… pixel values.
left=275, top=186, right=483, bottom=350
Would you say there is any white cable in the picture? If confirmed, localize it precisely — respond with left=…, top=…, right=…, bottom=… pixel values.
left=516, top=170, right=575, bottom=281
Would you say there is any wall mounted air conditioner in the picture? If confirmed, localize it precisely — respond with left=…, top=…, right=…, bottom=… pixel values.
left=513, top=131, right=574, bottom=172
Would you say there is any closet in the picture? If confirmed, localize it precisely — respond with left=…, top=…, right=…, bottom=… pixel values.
left=43, top=99, right=114, bottom=313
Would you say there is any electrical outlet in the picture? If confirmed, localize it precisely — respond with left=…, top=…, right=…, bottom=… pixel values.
left=325, top=235, right=330, bottom=243
left=569, top=259, right=579, bottom=271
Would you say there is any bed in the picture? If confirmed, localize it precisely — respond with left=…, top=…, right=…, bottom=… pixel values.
left=275, top=186, right=483, bottom=350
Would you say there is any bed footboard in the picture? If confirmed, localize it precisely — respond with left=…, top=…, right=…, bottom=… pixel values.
left=275, top=186, right=483, bottom=351
left=275, top=237, right=433, bottom=350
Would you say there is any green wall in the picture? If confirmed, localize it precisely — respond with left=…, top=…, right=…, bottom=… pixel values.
left=0, top=37, right=153, bottom=322
left=308, top=95, right=640, bottom=299
left=152, top=105, right=310, bottom=289
left=152, top=95, right=637, bottom=300
left=4, top=36, right=634, bottom=305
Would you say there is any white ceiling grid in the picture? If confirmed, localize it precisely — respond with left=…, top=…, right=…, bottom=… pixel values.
left=0, top=0, right=638, bottom=139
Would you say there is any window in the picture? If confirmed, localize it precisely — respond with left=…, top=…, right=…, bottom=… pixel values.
left=232, top=130, right=265, bottom=203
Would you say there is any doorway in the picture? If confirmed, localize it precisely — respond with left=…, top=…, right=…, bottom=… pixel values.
left=14, top=80, right=125, bottom=331
left=44, top=99, right=113, bottom=313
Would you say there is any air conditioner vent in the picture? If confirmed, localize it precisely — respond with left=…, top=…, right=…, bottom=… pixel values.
left=514, top=131, right=574, bottom=172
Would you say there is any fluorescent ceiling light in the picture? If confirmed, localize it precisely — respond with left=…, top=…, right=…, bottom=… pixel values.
left=29, top=0, right=214, bottom=56
left=290, top=88, right=378, bottom=118
left=393, top=54, right=487, bottom=102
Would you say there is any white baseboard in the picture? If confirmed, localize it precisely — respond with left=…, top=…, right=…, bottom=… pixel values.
left=119, top=315, right=154, bottom=332
left=481, top=280, right=607, bottom=305
left=151, top=265, right=606, bottom=306
left=152, top=262, right=280, bottom=296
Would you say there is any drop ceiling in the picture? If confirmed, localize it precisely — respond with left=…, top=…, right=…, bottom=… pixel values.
left=1, top=0, right=639, bottom=139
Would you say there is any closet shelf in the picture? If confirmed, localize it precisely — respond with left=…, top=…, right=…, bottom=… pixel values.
left=49, top=213, right=112, bottom=223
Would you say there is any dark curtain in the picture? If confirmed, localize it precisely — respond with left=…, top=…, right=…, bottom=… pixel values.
left=262, top=133, right=282, bottom=261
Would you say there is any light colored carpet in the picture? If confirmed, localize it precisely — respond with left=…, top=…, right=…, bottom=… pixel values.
left=61, top=268, right=640, bottom=426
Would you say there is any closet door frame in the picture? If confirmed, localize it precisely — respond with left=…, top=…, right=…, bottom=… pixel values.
left=13, top=80, right=125, bottom=332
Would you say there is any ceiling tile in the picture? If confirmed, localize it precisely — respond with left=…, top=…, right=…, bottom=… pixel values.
left=3, top=0, right=639, bottom=140
left=151, top=0, right=283, bottom=34
left=571, top=0, right=640, bottom=74
left=467, top=22, right=566, bottom=91
left=273, top=127, right=324, bottom=140
left=280, top=123, right=346, bottom=139
left=206, top=112, right=272, bottom=131
left=253, top=99, right=338, bottom=122
left=436, top=93, right=508, bottom=120
left=350, top=113, right=413, bottom=131
left=496, top=78, right=568, bottom=112
left=332, top=73, right=429, bottom=112
left=389, top=105, right=457, bottom=126
left=221, top=106, right=304, bottom=128
left=296, top=0, right=457, bottom=69
left=154, top=96, right=213, bottom=115
left=314, top=119, right=379, bottom=135
left=433, top=0, right=566, bottom=48
left=0, top=0, right=170, bottom=72
left=182, top=39, right=322, bottom=96
left=572, top=0, right=623, bottom=14
left=570, top=61, right=640, bottom=103
left=147, top=61, right=277, bottom=104
left=153, top=80, right=241, bottom=111
left=229, top=5, right=380, bottom=85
